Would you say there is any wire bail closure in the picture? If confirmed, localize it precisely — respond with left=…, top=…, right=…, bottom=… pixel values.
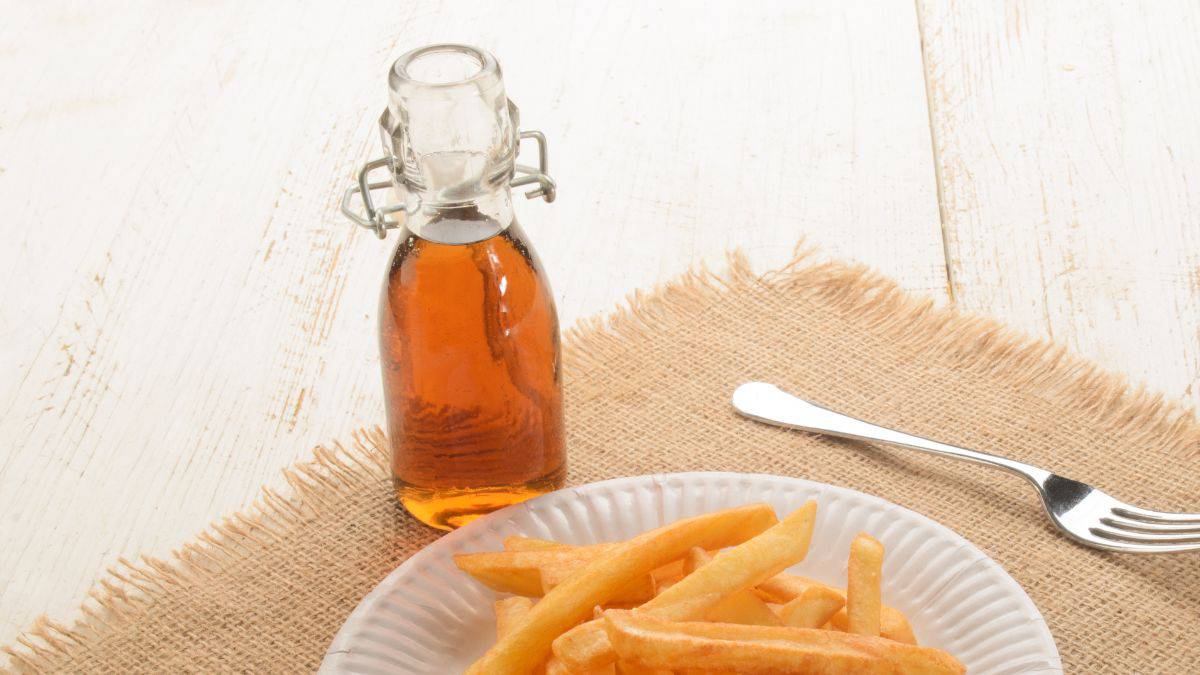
left=341, top=111, right=557, bottom=240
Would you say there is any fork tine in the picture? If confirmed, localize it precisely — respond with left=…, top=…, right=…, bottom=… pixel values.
left=1111, top=506, right=1200, bottom=524
left=1090, top=527, right=1200, bottom=546
left=1087, top=539, right=1200, bottom=554
left=1100, top=515, right=1200, bottom=535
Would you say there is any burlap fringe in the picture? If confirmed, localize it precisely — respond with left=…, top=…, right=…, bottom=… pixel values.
left=2, top=429, right=390, bottom=674
left=5, top=248, right=1198, bottom=672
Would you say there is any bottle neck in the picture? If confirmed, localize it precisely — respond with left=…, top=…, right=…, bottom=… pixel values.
left=402, top=184, right=515, bottom=245
left=383, top=44, right=518, bottom=245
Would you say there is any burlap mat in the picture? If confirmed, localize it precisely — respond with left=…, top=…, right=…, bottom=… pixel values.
left=5, top=250, right=1199, bottom=673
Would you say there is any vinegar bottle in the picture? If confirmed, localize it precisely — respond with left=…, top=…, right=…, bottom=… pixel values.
left=344, top=44, right=565, bottom=530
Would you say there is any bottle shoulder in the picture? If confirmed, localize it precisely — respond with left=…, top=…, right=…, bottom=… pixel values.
left=384, top=220, right=551, bottom=286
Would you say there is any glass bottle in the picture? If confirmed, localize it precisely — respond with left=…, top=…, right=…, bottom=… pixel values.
left=342, top=44, right=565, bottom=530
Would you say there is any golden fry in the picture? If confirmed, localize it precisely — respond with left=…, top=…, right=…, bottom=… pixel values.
left=754, top=572, right=816, bottom=604
left=513, top=539, right=691, bottom=584
left=754, top=573, right=816, bottom=604
left=504, top=536, right=581, bottom=552
left=827, top=606, right=916, bottom=644
left=705, top=591, right=784, bottom=627
left=544, top=655, right=614, bottom=675
left=465, top=503, right=778, bottom=674
left=540, top=561, right=657, bottom=604
left=846, top=534, right=884, bottom=637
left=649, top=558, right=689, bottom=586
left=495, top=596, right=534, bottom=638
left=779, top=585, right=844, bottom=629
left=680, top=546, right=708, bottom=576
left=498, top=597, right=576, bottom=675
left=600, top=610, right=964, bottom=675
left=757, top=573, right=916, bottom=644
left=615, top=660, right=671, bottom=674
left=684, top=548, right=781, bottom=626
left=483, top=539, right=681, bottom=601
left=649, top=502, right=814, bottom=610
left=553, top=502, right=816, bottom=671
left=455, top=546, right=615, bottom=596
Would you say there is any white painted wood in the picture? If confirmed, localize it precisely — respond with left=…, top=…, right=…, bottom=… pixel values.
left=920, top=0, right=1200, bottom=409
left=0, top=0, right=944, bottom=652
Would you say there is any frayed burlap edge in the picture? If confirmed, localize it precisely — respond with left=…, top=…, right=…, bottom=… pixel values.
left=5, top=245, right=1198, bottom=672
left=2, top=429, right=392, bottom=674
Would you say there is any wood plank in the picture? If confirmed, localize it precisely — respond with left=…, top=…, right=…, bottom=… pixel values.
left=919, top=0, right=1200, bottom=409
left=0, top=0, right=943, bottom=651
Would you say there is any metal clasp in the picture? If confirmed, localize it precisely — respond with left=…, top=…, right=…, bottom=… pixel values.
left=340, top=129, right=557, bottom=240
left=512, top=130, right=557, bottom=203
left=340, top=157, right=408, bottom=239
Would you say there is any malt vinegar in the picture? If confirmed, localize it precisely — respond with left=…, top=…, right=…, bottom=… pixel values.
left=381, top=222, right=565, bottom=529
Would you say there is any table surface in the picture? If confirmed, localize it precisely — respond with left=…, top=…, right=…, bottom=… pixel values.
left=2, top=0, right=1198, bottom=654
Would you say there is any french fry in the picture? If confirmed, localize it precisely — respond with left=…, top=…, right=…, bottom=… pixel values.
left=779, top=584, right=844, bottom=629
left=826, top=606, right=916, bottom=644
left=684, top=548, right=781, bottom=626
left=754, top=572, right=817, bottom=603
left=679, top=546, right=708, bottom=575
left=615, top=660, right=671, bottom=675
left=504, top=536, right=581, bottom=552
left=455, top=546, right=616, bottom=596
left=544, top=656, right=615, bottom=675
left=493, top=580, right=658, bottom=675
left=652, top=580, right=677, bottom=597
left=600, top=610, right=965, bottom=675
left=649, top=558, right=688, bottom=586
left=495, top=596, right=534, bottom=638
left=846, top=534, right=884, bottom=637
left=756, top=573, right=916, bottom=644
left=758, top=573, right=868, bottom=608
left=703, top=590, right=784, bottom=628
left=509, top=537, right=693, bottom=583
left=486, top=539, right=683, bottom=601
left=497, top=597, right=569, bottom=675
left=552, top=502, right=816, bottom=671
left=541, top=561, right=657, bottom=604
left=650, top=504, right=814, bottom=609
left=465, top=503, right=778, bottom=674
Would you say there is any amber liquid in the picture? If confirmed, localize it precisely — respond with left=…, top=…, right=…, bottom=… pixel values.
left=380, top=220, right=566, bottom=530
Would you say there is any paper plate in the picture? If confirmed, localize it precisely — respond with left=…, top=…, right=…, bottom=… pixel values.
left=320, top=472, right=1061, bottom=674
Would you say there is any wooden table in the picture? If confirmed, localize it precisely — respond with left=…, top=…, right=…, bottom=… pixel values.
left=2, top=0, right=1197, bottom=653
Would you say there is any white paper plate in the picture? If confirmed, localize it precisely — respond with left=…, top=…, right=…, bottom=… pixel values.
left=321, top=472, right=1061, bottom=674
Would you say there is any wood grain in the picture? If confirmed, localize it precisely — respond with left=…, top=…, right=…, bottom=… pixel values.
left=0, top=0, right=943, bottom=651
left=919, top=0, right=1200, bottom=408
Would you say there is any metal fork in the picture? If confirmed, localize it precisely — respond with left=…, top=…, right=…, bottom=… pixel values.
left=732, top=382, right=1200, bottom=553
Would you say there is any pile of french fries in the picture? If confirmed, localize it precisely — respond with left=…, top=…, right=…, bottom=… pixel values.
left=454, top=502, right=965, bottom=674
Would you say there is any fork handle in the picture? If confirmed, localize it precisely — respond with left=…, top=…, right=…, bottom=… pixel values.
left=732, top=382, right=1050, bottom=486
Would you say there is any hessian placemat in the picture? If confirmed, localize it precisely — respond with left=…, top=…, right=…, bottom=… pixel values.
left=5, top=248, right=1199, bottom=673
